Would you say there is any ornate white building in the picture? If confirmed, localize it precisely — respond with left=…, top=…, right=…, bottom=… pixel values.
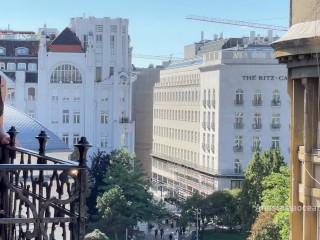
left=1, top=17, right=135, bottom=159
left=152, top=34, right=290, bottom=199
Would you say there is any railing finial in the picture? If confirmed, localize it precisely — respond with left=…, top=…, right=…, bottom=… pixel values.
left=7, top=126, right=19, bottom=146
left=35, top=131, right=51, bottom=155
left=74, top=137, right=92, bottom=167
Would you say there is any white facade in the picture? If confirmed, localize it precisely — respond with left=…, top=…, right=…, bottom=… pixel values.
left=152, top=44, right=289, bottom=199
left=5, top=17, right=135, bottom=160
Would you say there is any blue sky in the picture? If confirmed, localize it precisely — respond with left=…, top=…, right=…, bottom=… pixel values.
left=1, top=0, right=290, bottom=67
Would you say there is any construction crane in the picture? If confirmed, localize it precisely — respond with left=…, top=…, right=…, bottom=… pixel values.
left=132, top=54, right=183, bottom=61
left=186, top=15, right=289, bottom=32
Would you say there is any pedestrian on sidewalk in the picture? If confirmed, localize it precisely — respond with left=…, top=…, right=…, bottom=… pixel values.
left=169, top=233, right=173, bottom=240
left=160, top=227, right=164, bottom=239
left=154, top=228, right=158, bottom=239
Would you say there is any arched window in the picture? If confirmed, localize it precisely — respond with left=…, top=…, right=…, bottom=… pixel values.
left=15, top=47, right=29, bottom=55
left=235, top=89, right=244, bottom=105
left=50, top=64, right=82, bottom=84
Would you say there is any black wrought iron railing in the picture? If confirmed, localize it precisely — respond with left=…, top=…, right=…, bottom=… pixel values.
left=0, top=126, right=91, bottom=240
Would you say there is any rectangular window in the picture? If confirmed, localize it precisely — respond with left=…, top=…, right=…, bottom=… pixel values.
left=231, top=180, right=243, bottom=189
left=7, top=63, right=16, bottom=71
left=272, top=136, right=280, bottom=148
left=96, top=67, right=102, bottom=82
left=110, top=67, right=114, bottom=77
left=28, top=63, right=37, bottom=71
left=234, top=136, right=243, bottom=152
left=73, top=111, right=80, bottom=124
left=101, top=111, right=108, bottom=124
left=28, top=110, right=35, bottom=118
left=17, top=63, right=26, bottom=70
left=62, top=133, right=69, bottom=145
left=96, top=25, right=103, bottom=32
left=62, top=110, right=69, bottom=124
left=101, top=135, right=108, bottom=148
left=96, top=34, right=102, bottom=54
left=7, top=88, right=15, bottom=100
left=110, top=35, right=115, bottom=54
left=234, top=159, right=242, bottom=174
left=52, top=96, right=58, bottom=101
left=73, top=134, right=80, bottom=145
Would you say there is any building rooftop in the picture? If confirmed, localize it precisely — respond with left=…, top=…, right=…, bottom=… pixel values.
left=4, top=104, right=71, bottom=153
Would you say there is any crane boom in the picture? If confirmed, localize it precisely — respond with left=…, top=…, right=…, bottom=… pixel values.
left=186, top=15, right=288, bottom=32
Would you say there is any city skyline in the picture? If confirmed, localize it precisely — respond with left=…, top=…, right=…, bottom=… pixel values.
left=2, top=0, right=289, bottom=67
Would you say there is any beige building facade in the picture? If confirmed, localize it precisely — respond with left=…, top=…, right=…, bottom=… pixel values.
left=152, top=36, right=290, bottom=200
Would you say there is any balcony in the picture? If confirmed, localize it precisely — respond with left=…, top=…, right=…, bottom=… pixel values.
left=234, top=122, right=244, bottom=129
left=252, top=99, right=262, bottom=106
left=234, top=99, right=244, bottom=106
left=270, top=123, right=281, bottom=129
left=0, top=127, right=90, bottom=240
left=252, top=123, right=262, bottom=129
left=271, top=99, right=281, bottom=106
left=119, top=116, right=130, bottom=123
left=233, top=145, right=243, bottom=152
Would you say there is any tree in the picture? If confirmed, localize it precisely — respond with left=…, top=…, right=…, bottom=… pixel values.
left=239, top=148, right=286, bottom=229
left=95, top=148, right=167, bottom=239
left=87, top=149, right=112, bottom=216
left=248, top=211, right=281, bottom=240
left=261, top=166, right=290, bottom=240
left=85, top=229, right=109, bottom=240
left=180, top=190, right=240, bottom=235
left=69, top=147, right=80, bottom=162
left=96, top=186, right=133, bottom=240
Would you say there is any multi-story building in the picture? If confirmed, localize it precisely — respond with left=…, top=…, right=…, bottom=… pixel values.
left=272, top=1, right=320, bottom=239
left=0, top=16, right=135, bottom=159
left=152, top=34, right=290, bottom=200
left=132, top=66, right=162, bottom=176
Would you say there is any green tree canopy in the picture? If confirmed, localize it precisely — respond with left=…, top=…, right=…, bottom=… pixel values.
left=95, top=148, right=167, bottom=239
left=239, top=148, right=287, bottom=229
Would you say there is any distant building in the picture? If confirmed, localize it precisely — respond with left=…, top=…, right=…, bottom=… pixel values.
left=271, top=0, right=320, bottom=239
left=132, top=66, right=163, bottom=176
left=0, top=16, right=135, bottom=160
left=152, top=33, right=290, bottom=200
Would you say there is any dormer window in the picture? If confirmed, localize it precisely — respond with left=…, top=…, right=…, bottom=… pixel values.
left=15, top=47, right=29, bottom=56
left=0, top=47, right=6, bottom=55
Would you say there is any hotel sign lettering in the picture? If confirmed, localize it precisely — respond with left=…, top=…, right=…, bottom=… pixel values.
left=242, top=75, right=287, bottom=81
